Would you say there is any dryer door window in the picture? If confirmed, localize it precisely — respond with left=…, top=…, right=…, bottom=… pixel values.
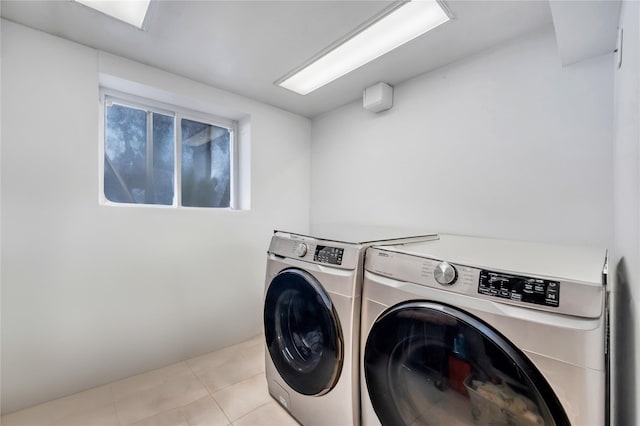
left=364, top=302, right=570, bottom=426
left=264, top=268, right=343, bottom=396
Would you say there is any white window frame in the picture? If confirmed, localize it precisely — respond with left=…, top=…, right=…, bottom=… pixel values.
left=99, top=88, right=238, bottom=209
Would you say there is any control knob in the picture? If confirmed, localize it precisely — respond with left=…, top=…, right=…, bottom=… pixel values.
left=434, top=261, right=457, bottom=286
left=294, top=242, right=308, bottom=257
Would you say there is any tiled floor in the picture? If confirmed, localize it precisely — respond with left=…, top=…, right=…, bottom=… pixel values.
left=1, top=335, right=299, bottom=426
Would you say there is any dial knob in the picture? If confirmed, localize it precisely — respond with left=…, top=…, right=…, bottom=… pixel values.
left=434, top=261, right=457, bottom=286
left=294, top=242, right=308, bottom=257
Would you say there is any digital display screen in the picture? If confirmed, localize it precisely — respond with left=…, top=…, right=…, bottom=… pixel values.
left=478, top=270, right=560, bottom=307
left=314, top=246, right=344, bottom=265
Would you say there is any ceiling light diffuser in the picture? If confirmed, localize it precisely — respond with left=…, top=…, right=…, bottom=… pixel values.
left=277, top=0, right=451, bottom=95
left=74, top=0, right=151, bottom=29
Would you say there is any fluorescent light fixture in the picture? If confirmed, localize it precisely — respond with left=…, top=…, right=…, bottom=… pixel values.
left=74, top=0, right=151, bottom=29
left=277, top=0, right=451, bottom=95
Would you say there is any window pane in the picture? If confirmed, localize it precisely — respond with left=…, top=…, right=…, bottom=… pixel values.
left=152, top=113, right=175, bottom=205
left=104, top=103, right=147, bottom=203
left=104, top=102, right=174, bottom=206
left=102, top=94, right=236, bottom=209
left=181, top=118, right=231, bottom=208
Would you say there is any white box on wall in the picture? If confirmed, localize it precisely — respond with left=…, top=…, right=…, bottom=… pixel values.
left=363, top=82, right=393, bottom=113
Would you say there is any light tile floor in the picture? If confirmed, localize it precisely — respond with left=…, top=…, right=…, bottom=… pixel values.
left=1, top=335, right=299, bottom=426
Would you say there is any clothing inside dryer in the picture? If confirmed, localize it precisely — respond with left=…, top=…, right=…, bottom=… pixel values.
left=364, top=303, right=567, bottom=426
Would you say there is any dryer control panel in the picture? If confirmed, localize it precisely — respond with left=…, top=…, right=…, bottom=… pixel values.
left=314, top=246, right=344, bottom=265
left=479, top=270, right=560, bottom=307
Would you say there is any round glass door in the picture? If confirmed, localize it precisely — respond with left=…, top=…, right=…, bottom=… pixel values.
left=264, top=268, right=343, bottom=396
left=364, top=302, right=570, bottom=426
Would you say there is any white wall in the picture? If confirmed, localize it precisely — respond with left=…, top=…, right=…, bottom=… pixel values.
left=0, top=20, right=311, bottom=414
left=612, top=2, right=639, bottom=424
left=311, top=26, right=613, bottom=248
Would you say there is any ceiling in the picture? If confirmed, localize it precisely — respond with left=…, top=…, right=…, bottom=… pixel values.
left=0, top=1, right=621, bottom=118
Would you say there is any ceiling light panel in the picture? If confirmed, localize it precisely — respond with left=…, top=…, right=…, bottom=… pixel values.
left=277, top=0, right=451, bottom=95
left=74, top=0, right=151, bottom=29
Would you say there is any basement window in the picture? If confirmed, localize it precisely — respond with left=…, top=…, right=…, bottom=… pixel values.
left=101, top=91, right=235, bottom=208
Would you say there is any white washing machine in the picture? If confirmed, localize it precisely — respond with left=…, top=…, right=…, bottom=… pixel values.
left=263, top=227, right=438, bottom=426
left=360, top=234, right=609, bottom=426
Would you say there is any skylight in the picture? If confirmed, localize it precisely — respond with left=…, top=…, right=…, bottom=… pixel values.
left=74, top=0, right=151, bottom=29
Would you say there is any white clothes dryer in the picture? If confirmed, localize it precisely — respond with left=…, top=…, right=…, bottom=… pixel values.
left=360, top=234, right=609, bottom=426
left=263, top=227, right=437, bottom=426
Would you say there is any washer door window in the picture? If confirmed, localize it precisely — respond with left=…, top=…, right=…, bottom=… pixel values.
left=364, top=302, right=570, bottom=426
left=264, top=268, right=343, bottom=396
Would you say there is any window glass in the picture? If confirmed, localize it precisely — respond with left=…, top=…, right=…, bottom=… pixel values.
left=102, top=93, right=235, bottom=208
left=152, top=113, right=175, bottom=205
left=104, top=103, right=149, bottom=204
left=181, top=118, right=230, bottom=208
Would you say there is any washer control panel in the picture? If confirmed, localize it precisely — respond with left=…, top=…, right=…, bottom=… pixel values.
left=434, top=261, right=457, bottom=285
left=314, top=245, right=344, bottom=265
left=269, top=233, right=359, bottom=269
left=294, top=242, right=308, bottom=257
left=479, top=270, right=560, bottom=307
left=366, top=245, right=604, bottom=318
